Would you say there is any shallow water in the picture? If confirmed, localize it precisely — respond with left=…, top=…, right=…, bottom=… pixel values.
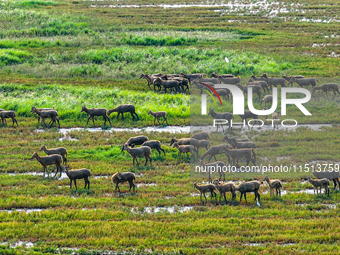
left=59, top=136, right=79, bottom=142
left=277, top=156, right=291, bottom=161
left=38, top=126, right=190, bottom=134
left=35, top=124, right=333, bottom=135
left=8, top=172, right=44, bottom=176
left=57, top=172, right=69, bottom=181
left=132, top=206, right=194, bottom=214
left=262, top=189, right=288, bottom=195
left=297, top=189, right=316, bottom=194
left=193, top=124, right=333, bottom=134
left=244, top=243, right=264, bottom=247
left=281, top=243, right=297, bottom=246
left=0, top=208, right=47, bottom=213
left=136, top=183, right=157, bottom=187
left=93, top=175, right=110, bottom=179
left=1, top=241, right=34, bottom=248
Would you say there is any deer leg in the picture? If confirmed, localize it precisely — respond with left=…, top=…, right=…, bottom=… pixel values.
left=333, top=179, right=337, bottom=190
left=226, top=154, right=231, bottom=165
left=191, top=152, right=195, bottom=162
left=74, top=179, right=77, bottom=190
left=121, top=113, right=124, bottom=120
left=92, top=116, right=95, bottom=127
left=49, top=119, right=56, bottom=128
left=86, top=116, right=91, bottom=125
left=213, top=191, right=217, bottom=202
left=70, top=179, right=72, bottom=189
left=160, top=147, right=165, bottom=156
left=221, top=124, right=225, bottom=133
left=210, top=191, right=214, bottom=200
left=252, top=158, right=256, bottom=166
left=103, top=116, right=107, bottom=126
left=144, top=155, right=148, bottom=166
left=240, top=192, right=243, bottom=203
left=130, top=112, right=134, bottom=120
left=107, top=116, right=112, bottom=126
left=84, top=177, right=88, bottom=189
left=42, top=118, right=48, bottom=127
left=132, top=112, right=138, bottom=121
left=203, top=192, right=207, bottom=203
left=244, top=193, right=247, bottom=204
left=53, top=166, right=58, bottom=177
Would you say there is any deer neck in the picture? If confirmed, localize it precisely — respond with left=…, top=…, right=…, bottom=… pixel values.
left=64, top=167, right=70, bottom=177
left=35, top=154, right=41, bottom=162
left=210, top=111, right=217, bottom=118
left=83, top=107, right=89, bottom=114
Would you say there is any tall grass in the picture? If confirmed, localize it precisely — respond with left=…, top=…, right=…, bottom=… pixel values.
left=0, top=49, right=32, bottom=65
left=122, top=35, right=198, bottom=46
left=0, top=47, right=292, bottom=79
left=0, top=83, right=190, bottom=127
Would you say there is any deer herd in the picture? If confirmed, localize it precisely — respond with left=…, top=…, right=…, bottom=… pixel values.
left=3, top=72, right=337, bottom=206
left=28, top=130, right=336, bottom=206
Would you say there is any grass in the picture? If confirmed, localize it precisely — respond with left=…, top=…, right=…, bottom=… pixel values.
left=0, top=47, right=294, bottom=79
left=0, top=83, right=190, bottom=128
left=1, top=123, right=340, bottom=253
left=1, top=0, right=340, bottom=253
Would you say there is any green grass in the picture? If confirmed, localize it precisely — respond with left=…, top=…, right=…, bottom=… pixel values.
left=1, top=0, right=340, bottom=253
left=1, top=126, right=340, bottom=254
left=0, top=83, right=190, bottom=127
